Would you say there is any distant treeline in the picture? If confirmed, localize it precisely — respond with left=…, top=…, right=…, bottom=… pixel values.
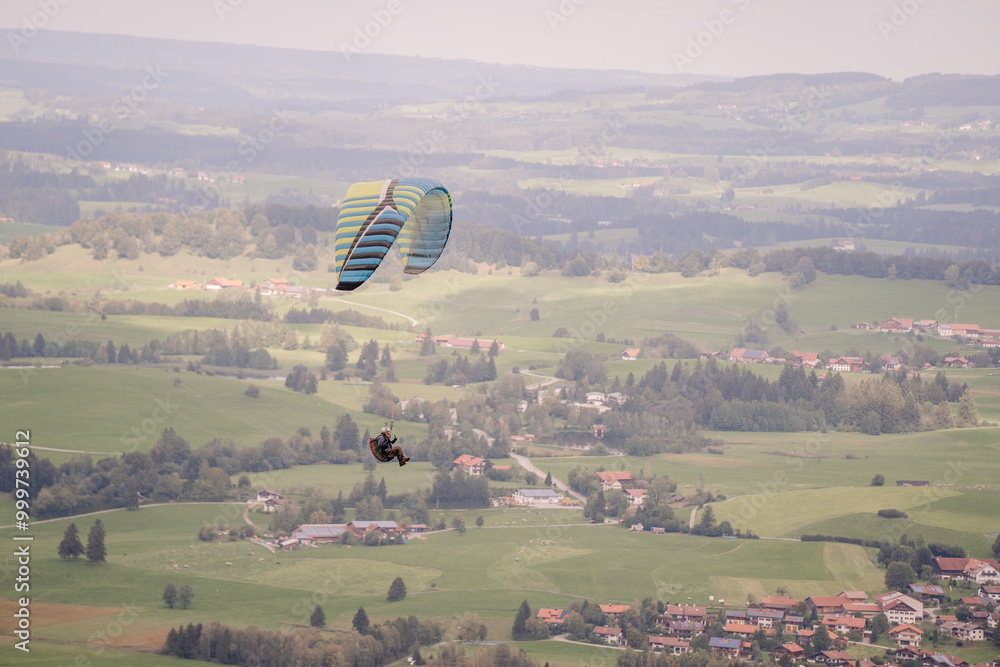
left=160, top=616, right=443, bottom=666
left=284, top=307, right=388, bottom=328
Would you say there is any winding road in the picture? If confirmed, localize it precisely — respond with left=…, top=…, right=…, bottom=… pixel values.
left=510, top=452, right=586, bottom=502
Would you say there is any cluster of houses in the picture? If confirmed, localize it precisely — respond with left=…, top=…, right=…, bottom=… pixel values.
left=285, top=520, right=422, bottom=549
left=534, top=575, right=1000, bottom=664
left=89, top=161, right=246, bottom=186
left=858, top=319, right=1000, bottom=349
left=168, top=277, right=318, bottom=299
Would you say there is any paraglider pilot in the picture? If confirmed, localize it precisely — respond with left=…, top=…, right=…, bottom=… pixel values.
left=372, top=426, right=409, bottom=466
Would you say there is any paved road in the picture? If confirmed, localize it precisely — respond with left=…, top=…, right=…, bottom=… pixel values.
left=511, top=453, right=586, bottom=501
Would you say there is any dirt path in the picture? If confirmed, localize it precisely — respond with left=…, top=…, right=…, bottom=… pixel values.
left=329, top=296, right=418, bottom=326
left=689, top=506, right=698, bottom=529
left=0, top=502, right=244, bottom=530
left=511, top=453, right=586, bottom=502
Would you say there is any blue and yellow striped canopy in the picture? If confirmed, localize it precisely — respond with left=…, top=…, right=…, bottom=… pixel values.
left=333, top=178, right=453, bottom=291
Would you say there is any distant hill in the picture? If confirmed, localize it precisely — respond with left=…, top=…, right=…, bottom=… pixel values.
left=0, top=30, right=724, bottom=109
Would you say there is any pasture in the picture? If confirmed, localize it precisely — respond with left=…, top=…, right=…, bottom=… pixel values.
left=0, top=502, right=893, bottom=652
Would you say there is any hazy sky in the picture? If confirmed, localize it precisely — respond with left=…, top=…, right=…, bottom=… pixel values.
left=3, top=0, right=998, bottom=80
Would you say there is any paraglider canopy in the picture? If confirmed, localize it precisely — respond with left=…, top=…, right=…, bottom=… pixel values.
left=334, top=177, right=453, bottom=291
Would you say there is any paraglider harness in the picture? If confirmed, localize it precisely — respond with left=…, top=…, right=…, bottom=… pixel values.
left=369, top=422, right=396, bottom=462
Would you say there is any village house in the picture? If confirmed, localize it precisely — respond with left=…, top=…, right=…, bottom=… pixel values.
left=830, top=240, right=855, bottom=252
left=914, top=320, right=939, bottom=330
left=621, top=348, right=640, bottom=361
left=758, top=595, right=800, bottom=612
left=788, top=350, right=821, bottom=367
left=291, top=524, right=349, bottom=546
left=837, top=590, right=868, bottom=603
left=663, top=605, right=707, bottom=621
left=724, top=622, right=758, bottom=639
left=979, top=337, right=1000, bottom=348
left=880, top=356, right=902, bottom=371
left=944, top=357, right=971, bottom=368
left=256, top=489, right=283, bottom=502
left=877, top=592, right=923, bottom=624
left=910, top=584, right=946, bottom=601
left=774, top=643, right=805, bottom=659
left=512, top=488, right=560, bottom=504
left=665, top=620, right=704, bottom=639
left=784, top=616, right=806, bottom=634
left=593, top=626, right=624, bottom=645
left=170, top=280, right=200, bottom=290
left=730, top=348, right=768, bottom=363
left=648, top=636, right=689, bottom=654
left=879, top=318, right=914, bottom=333
left=827, top=356, right=868, bottom=373
left=596, top=471, right=633, bottom=491
left=951, top=324, right=982, bottom=338
left=625, top=489, right=647, bottom=506
left=452, top=454, right=487, bottom=476
left=823, top=615, right=866, bottom=635
left=536, top=608, right=571, bottom=628
left=708, top=637, right=741, bottom=657
left=979, top=585, right=1000, bottom=603
left=888, top=624, right=923, bottom=648
left=263, top=497, right=289, bottom=513
left=205, top=277, right=244, bottom=290
left=809, top=650, right=854, bottom=666
left=939, top=621, right=984, bottom=642
left=259, top=278, right=292, bottom=296
left=842, top=602, right=881, bottom=618
left=934, top=557, right=1000, bottom=583
left=599, top=604, right=630, bottom=619
left=747, top=610, right=784, bottom=627
left=347, top=520, right=402, bottom=539
left=855, top=322, right=875, bottom=330
left=806, top=596, right=851, bottom=615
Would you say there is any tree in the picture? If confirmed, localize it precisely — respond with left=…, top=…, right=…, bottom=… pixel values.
left=871, top=474, right=885, bottom=487
left=812, top=624, right=831, bottom=651
left=992, top=534, right=1000, bottom=559
left=353, top=606, right=370, bottom=634
left=163, top=582, right=178, bottom=608
left=245, top=384, right=260, bottom=398
left=529, top=308, right=540, bottom=321
left=387, top=576, right=407, bottom=602
left=885, top=561, right=918, bottom=591
left=544, top=471, right=552, bottom=486
left=512, top=600, right=531, bottom=639
left=476, top=515, right=484, bottom=528
left=310, top=605, right=326, bottom=628
left=58, top=523, right=84, bottom=560
left=86, top=519, right=106, bottom=564
left=451, top=514, right=466, bottom=535
left=178, top=584, right=194, bottom=609
left=870, top=613, right=889, bottom=643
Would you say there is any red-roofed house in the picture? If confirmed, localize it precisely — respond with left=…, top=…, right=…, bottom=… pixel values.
left=889, top=625, right=923, bottom=648
left=944, top=357, right=971, bottom=368
left=206, top=277, right=244, bottom=290
left=621, top=348, right=640, bottom=361
left=823, top=615, right=867, bottom=634
left=879, top=318, right=914, bottom=333
left=452, top=455, right=487, bottom=476
left=775, top=644, right=805, bottom=658
left=599, top=604, right=630, bottom=618
left=593, top=626, right=624, bottom=645
left=648, top=636, right=689, bottom=654
left=596, top=471, right=633, bottom=491
left=788, top=350, right=821, bottom=367
left=725, top=622, right=758, bottom=638
left=980, top=585, right=1000, bottom=603
left=759, top=596, right=800, bottom=611
left=934, top=558, right=1000, bottom=583
left=806, top=596, right=850, bottom=614
left=877, top=592, right=923, bottom=624
left=625, top=489, right=647, bottom=506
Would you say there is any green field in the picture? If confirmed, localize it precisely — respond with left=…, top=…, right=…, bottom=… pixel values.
left=0, top=502, right=895, bottom=651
